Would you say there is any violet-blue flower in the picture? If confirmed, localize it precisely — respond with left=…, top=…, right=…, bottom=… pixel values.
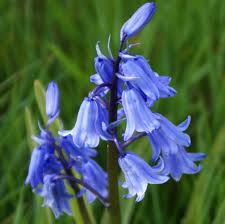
left=148, top=115, right=205, bottom=181
left=122, top=87, right=160, bottom=141
left=59, top=97, right=112, bottom=148
left=94, top=57, right=113, bottom=84
left=25, top=144, right=61, bottom=188
left=59, top=135, right=97, bottom=163
left=120, top=2, right=156, bottom=40
left=46, top=81, right=60, bottom=125
left=81, top=159, right=108, bottom=203
left=36, top=175, right=72, bottom=218
left=120, top=56, right=176, bottom=102
left=118, top=152, right=169, bottom=202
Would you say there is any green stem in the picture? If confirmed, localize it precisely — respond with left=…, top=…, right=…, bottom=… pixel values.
left=107, top=40, right=125, bottom=224
left=56, top=146, right=93, bottom=224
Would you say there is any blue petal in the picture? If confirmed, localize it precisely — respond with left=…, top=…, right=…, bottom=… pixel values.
left=96, top=41, right=108, bottom=60
left=119, top=152, right=169, bottom=202
left=186, top=152, right=206, bottom=161
left=71, top=98, right=100, bottom=148
left=90, top=74, right=104, bottom=85
left=151, top=72, right=176, bottom=98
left=122, top=88, right=160, bottom=140
left=126, top=152, right=169, bottom=184
left=122, top=90, right=136, bottom=140
left=25, top=147, right=45, bottom=188
left=121, top=58, right=160, bottom=101
left=158, top=114, right=191, bottom=147
left=37, top=175, right=72, bottom=218
left=59, top=135, right=97, bottom=163
left=147, top=132, right=161, bottom=162
left=157, top=76, right=172, bottom=85
left=116, top=72, right=140, bottom=81
left=25, top=145, right=60, bottom=188
left=82, top=159, right=108, bottom=203
left=94, top=57, right=113, bottom=84
left=107, top=35, right=114, bottom=60
left=177, top=115, right=191, bottom=131
left=96, top=102, right=113, bottom=141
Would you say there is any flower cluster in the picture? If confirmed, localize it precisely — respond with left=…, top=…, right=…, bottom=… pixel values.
left=25, top=82, right=108, bottom=218
left=26, top=2, right=205, bottom=218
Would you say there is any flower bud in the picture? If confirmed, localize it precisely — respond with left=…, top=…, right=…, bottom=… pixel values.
left=46, top=81, right=60, bottom=125
left=120, top=2, right=156, bottom=40
left=94, top=57, right=113, bottom=84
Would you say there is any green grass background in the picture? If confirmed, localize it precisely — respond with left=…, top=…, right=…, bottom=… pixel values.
left=0, top=0, right=225, bottom=223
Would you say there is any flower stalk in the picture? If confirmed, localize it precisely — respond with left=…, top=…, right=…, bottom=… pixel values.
left=55, top=145, right=93, bottom=224
left=107, top=39, right=125, bottom=224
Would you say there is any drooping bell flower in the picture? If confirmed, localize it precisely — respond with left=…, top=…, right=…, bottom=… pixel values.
left=120, top=56, right=176, bottom=102
left=148, top=114, right=205, bottom=181
left=120, top=2, right=156, bottom=41
left=59, top=97, right=113, bottom=148
left=46, top=81, right=60, bottom=125
left=122, top=88, right=160, bottom=141
left=25, top=144, right=61, bottom=188
left=81, top=159, right=108, bottom=203
left=59, top=135, right=97, bottom=173
left=35, top=174, right=72, bottom=218
left=94, top=57, right=113, bottom=84
left=119, top=152, right=169, bottom=202
left=94, top=42, right=113, bottom=84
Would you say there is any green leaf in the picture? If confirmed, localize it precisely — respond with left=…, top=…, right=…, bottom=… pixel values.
left=13, top=187, right=24, bottom=224
left=213, top=198, right=225, bottom=224
left=24, top=107, right=36, bottom=151
left=183, top=125, right=225, bottom=224
left=34, top=80, right=48, bottom=124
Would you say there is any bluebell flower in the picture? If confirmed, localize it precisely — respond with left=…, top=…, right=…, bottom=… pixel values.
left=59, top=98, right=99, bottom=148
left=46, top=81, right=60, bottom=125
left=59, top=135, right=97, bottom=173
left=81, top=159, right=108, bottom=203
left=94, top=57, right=113, bottom=84
left=122, top=88, right=160, bottom=141
left=119, top=152, right=169, bottom=202
left=93, top=42, right=113, bottom=84
left=120, top=2, right=156, bottom=40
left=120, top=56, right=176, bottom=102
left=35, top=174, right=72, bottom=218
left=25, top=144, right=61, bottom=188
left=59, top=97, right=113, bottom=148
left=32, top=122, right=55, bottom=145
left=148, top=114, right=205, bottom=181
left=90, top=73, right=104, bottom=85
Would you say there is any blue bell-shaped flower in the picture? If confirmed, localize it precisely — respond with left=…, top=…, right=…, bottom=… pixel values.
left=119, top=152, right=169, bottom=202
left=122, top=88, right=160, bottom=140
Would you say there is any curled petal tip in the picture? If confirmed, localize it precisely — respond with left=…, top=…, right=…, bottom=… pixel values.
left=96, top=41, right=108, bottom=60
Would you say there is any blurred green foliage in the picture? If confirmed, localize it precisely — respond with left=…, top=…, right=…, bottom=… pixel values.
left=0, top=0, right=225, bottom=223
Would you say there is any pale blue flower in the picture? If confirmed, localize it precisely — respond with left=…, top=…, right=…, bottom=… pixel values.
left=119, top=152, right=169, bottom=202
left=36, top=175, right=72, bottom=218
left=59, top=97, right=113, bottom=148
left=25, top=145, right=62, bottom=188
left=120, top=56, right=176, bottom=102
left=122, top=88, right=160, bottom=141
left=81, top=159, right=108, bottom=203
left=148, top=115, right=205, bottom=181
